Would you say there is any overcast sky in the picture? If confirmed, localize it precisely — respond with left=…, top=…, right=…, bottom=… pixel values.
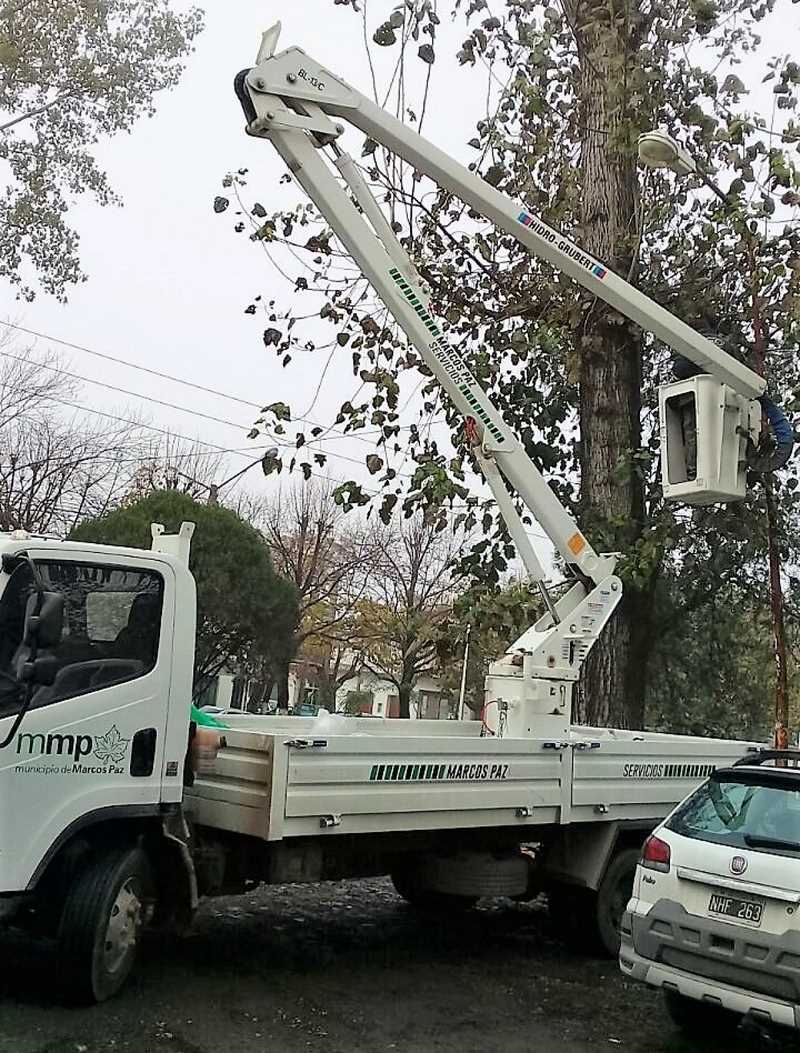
left=0, top=1, right=795, bottom=563
left=1, top=2, right=478, bottom=504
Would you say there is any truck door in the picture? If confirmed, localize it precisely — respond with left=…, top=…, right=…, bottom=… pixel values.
left=0, top=554, right=174, bottom=894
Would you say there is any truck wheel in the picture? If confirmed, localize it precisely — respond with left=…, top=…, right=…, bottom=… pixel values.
left=663, top=991, right=740, bottom=1038
left=594, top=847, right=640, bottom=957
left=58, top=845, right=153, bottom=1003
left=549, top=847, right=639, bottom=958
left=391, top=870, right=478, bottom=913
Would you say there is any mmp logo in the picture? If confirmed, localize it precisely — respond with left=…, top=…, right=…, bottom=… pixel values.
left=15, top=724, right=130, bottom=765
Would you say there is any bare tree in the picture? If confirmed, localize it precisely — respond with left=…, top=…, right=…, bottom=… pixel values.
left=357, top=516, right=466, bottom=719
left=122, top=434, right=228, bottom=505
left=0, top=333, right=69, bottom=431
left=252, top=480, right=378, bottom=710
left=0, top=344, right=145, bottom=535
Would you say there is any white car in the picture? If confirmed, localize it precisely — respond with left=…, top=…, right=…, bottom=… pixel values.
left=620, top=749, right=800, bottom=1037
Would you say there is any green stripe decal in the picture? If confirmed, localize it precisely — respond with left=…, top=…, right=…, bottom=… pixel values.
left=366, top=760, right=511, bottom=783
left=388, top=267, right=505, bottom=445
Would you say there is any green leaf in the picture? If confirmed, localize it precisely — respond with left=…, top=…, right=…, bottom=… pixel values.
left=484, top=164, right=505, bottom=187
left=721, top=74, right=745, bottom=94
left=261, top=449, right=282, bottom=476
left=379, top=494, right=398, bottom=524
left=262, top=401, right=291, bottom=421
left=93, top=725, right=130, bottom=764
left=373, top=23, right=397, bottom=46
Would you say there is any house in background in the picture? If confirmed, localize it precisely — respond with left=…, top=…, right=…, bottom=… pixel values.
left=200, top=666, right=310, bottom=713
left=335, top=666, right=452, bottom=720
left=202, top=660, right=452, bottom=720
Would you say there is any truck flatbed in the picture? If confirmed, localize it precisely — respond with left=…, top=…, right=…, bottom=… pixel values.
left=186, top=716, right=757, bottom=841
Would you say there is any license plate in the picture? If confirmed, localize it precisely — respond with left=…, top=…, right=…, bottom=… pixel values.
left=708, top=892, right=763, bottom=926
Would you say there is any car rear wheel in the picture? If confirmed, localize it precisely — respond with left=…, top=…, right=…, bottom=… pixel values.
left=663, top=990, right=741, bottom=1038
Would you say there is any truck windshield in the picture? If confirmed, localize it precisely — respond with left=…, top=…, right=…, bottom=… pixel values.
left=0, top=560, right=35, bottom=716
left=667, top=772, right=800, bottom=856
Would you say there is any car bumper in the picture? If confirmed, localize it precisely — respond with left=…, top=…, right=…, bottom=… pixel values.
left=620, top=906, right=800, bottom=1030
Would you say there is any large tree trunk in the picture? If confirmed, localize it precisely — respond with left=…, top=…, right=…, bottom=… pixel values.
left=318, top=675, right=336, bottom=711
left=262, top=676, right=275, bottom=713
left=398, top=681, right=413, bottom=719
left=570, top=0, right=656, bottom=728
left=275, top=660, right=291, bottom=713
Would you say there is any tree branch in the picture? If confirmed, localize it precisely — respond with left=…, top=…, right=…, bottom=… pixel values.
left=0, top=90, right=78, bottom=134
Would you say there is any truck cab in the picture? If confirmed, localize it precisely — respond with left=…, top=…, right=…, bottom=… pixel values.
left=0, top=526, right=198, bottom=1000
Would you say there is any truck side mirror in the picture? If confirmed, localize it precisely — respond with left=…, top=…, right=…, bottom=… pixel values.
left=23, top=591, right=65, bottom=649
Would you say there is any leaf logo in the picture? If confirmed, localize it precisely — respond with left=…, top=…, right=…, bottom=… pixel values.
left=93, top=725, right=130, bottom=765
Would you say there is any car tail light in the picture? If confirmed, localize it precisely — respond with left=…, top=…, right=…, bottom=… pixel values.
left=642, top=834, right=671, bottom=873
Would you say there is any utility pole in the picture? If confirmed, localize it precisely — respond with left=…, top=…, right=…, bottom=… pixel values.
left=457, top=624, right=472, bottom=721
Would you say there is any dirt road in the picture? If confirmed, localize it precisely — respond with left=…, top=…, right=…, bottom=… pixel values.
left=0, top=879, right=791, bottom=1053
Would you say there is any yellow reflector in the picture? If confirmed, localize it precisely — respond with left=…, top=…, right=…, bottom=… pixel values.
left=567, top=532, right=586, bottom=556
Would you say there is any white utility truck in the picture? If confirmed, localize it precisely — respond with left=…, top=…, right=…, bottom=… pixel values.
left=0, top=23, right=779, bottom=1004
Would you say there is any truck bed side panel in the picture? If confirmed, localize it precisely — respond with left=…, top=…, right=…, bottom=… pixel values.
left=283, top=735, right=561, bottom=836
left=571, top=732, right=756, bottom=823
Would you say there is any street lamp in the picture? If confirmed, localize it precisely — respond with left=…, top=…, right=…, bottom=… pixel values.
left=637, top=130, right=696, bottom=176
left=637, top=129, right=731, bottom=205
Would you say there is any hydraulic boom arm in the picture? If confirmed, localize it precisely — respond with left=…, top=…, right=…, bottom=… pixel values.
left=234, top=24, right=765, bottom=735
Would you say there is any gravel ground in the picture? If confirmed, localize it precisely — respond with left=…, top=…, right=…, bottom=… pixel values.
left=0, top=879, right=794, bottom=1053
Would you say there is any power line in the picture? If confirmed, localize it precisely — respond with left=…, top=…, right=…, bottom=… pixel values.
left=8, top=387, right=252, bottom=457
left=0, top=437, right=270, bottom=476
left=0, top=319, right=444, bottom=444
left=0, top=348, right=408, bottom=475
left=4, top=385, right=417, bottom=496
left=0, top=320, right=264, bottom=411
left=0, top=335, right=550, bottom=539
left=4, top=377, right=554, bottom=543
left=3, top=440, right=552, bottom=541
left=0, top=349, right=254, bottom=434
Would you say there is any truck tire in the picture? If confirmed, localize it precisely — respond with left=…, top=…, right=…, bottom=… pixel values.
left=549, top=846, right=640, bottom=958
left=594, top=847, right=640, bottom=957
left=391, top=870, right=478, bottom=913
left=663, top=991, right=740, bottom=1038
left=58, top=845, right=153, bottom=1004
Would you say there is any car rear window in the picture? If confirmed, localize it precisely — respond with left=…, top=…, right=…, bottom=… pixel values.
left=667, top=772, right=800, bottom=856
